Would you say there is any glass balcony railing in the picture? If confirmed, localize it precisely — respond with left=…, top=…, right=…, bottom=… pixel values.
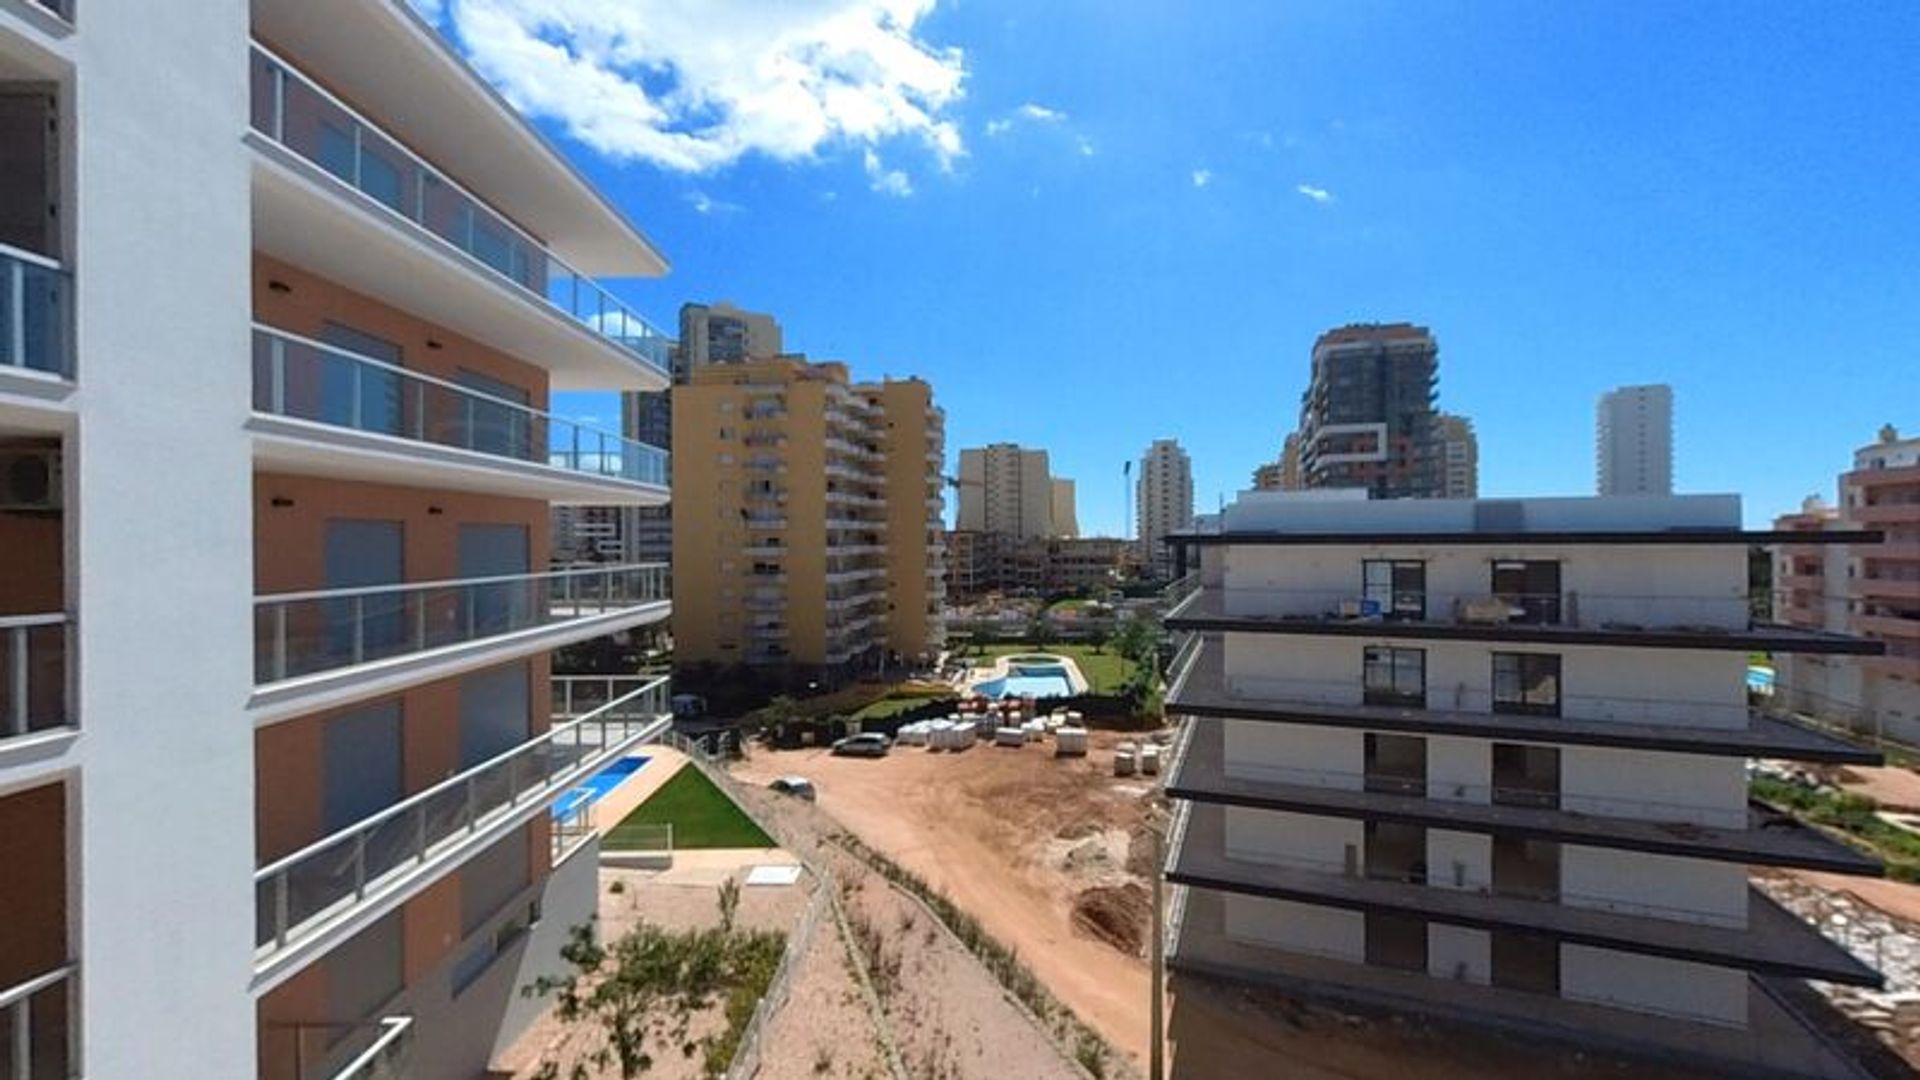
left=0, top=963, right=75, bottom=1080
left=247, top=44, right=671, bottom=378
left=0, top=244, right=71, bottom=379
left=255, top=677, right=669, bottom=956
left=253, top=564, right=669, bottom=684
left=2, top=614, right=70, bottom=744
left=252, top=325, right=668, bottom=487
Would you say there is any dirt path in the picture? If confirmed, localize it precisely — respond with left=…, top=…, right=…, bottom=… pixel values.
left=1840, top=764, right=1920, bottom=812
left=735, top=734, right=1161, bottom=1070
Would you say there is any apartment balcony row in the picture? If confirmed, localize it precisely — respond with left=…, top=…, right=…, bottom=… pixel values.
left=252, top=563, right=668, bottom=719
left=827, top=489, right=886, bottom=508
left=1852, top=502, right=1920, bottom=526
left=1167, top=715, right=1878, bottom=877
left=1167, top=636, right=1880, bottom=766
left=253, top=677, right=670, bottom=987
left=1856, top=611, right=1920, bottom=641
left=1167, top=587, right=1882, bottom=655
left=1857, top=576, right=1920, bottom=601
left=251, top=326, right=668, bottom=504
left=826, top=516, right=888, bottom=532
left=1165, top=801, right=1878, bottom=988
left=247, top=44, right=670, bottom=391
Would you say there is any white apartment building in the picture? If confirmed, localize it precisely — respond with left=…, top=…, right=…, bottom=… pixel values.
left=1596, top=384, right=1674, bottom=496
left=956, top=442, right=1055, bottom=538
left=1163, top=492, right=1885, bottom=1078
left=1137, top=437, right=1194, bottom=579
left=0, top=3, right=675, bottom=1077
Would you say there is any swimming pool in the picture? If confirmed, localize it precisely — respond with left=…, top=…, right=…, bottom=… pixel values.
left=552, top=755, right=650, bottom=820
left=975, top=662, right=1074, bottom=699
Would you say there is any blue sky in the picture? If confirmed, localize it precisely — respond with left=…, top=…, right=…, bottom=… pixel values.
left=428, top=0, right=1920, bottom=534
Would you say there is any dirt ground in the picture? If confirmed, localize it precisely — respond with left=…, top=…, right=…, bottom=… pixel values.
left=494, top=862, right=813, bottom=1080
left=734, top=728, right=1165, bottom=1071
left=1839, top=764, right=1920, bottom=813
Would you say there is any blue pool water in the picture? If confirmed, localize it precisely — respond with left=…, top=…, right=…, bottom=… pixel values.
left=976, top=663, right=1074, bottom=700
left=1748, top=666, right=1775, bottom=692
left=552, top=755, right=649, bottom=819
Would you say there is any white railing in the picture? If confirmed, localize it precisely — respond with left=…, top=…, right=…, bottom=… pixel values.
left=247, top=44, right=671, bottom=377
left=1207, top=587, right=1754, bottom=633
left=331, top=1016, right=414, bottom=1080
left=551, top=673, right=666, bottom=719
left=1212, top=674, right=1754, bottom=730
left=253, top=325, right=667, bottom=486
left=0, top=242, right=70, bottom=378
left=1, top=963, right=75, bottom=1080
left=255, top=677, right=670, bottom=955
left=1196, top=753, right=1749, bottom=831
left=254, top=563, right=669, bottom=683
left=2, top=613, right=69, bottom=741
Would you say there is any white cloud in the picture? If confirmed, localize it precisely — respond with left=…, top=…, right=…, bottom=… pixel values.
left=1191, top=168, right=1212, bottom=188
left=684, top=191, right=741, bottom=215
left=984, top=118, right=1012, bottom=137
left=1015, top=102, right=1066, bottom=123
left=437, top=0, right=967, bottom=178
left=1076, top=137, right=1096, bottom=157
left=864, top=148, right=914, bottom=197
left=1295, top=183, right=1335, bottom=204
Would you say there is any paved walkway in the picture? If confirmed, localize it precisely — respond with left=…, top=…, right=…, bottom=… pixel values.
left=586, top=746, right=687, bottom=833
left=1841, top=764, right=1920, bottom=811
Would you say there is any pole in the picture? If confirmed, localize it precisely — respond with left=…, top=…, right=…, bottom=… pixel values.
left=1149, top=816, right=1166, bottom=1080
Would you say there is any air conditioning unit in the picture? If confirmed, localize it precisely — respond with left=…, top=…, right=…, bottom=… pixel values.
left=0, top=449, right=60, bottom=511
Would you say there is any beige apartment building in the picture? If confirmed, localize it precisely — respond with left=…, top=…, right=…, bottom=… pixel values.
left=1438, top=412, right=1480, bottom=498
left=673, top=357, right=945, bottom=682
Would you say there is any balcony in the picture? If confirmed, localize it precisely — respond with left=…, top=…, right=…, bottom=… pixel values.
left=1167, top=587, right=1883, bottom=655
left=1167, top=801, right=1879, bottom=987
left=254, top=677, right=669, bottom=983
left=0, top=962, right=74, bottom=1080
left=1857, top=577, right=1920, bottom=601
left=251, top=326, right=667, bottom=504
left=246, top=44, right=670, bottom=391
left=1168, top=716, right=1879, bottom=874
left=1, top=613, right=70, bottom=757
left=1167, top=636, right=1880, bottom=765
left=1856, top=612, right=1920, bottom=641
left=0, top=244, right=72, bottom=423
left=251, top=564, right=668, bottom=717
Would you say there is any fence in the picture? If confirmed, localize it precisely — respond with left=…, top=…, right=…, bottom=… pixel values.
left=723, top=878, right=831, bottom=1080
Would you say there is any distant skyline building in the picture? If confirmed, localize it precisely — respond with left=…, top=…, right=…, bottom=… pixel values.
left=956, top=442, right=1073, bottom=539
left=620, top=301, right=788, bottom=563
left=1137, top=437, right=1194, bottom=578
left=1051, top=477, right=1079, bottom=538
left=1596, top=384, right=1674, bottom=496
left=1438, top=412, right=1480, bottom=498
left=1296, top=323, right=1444, bottom=499
left=1254, top=432, right=1304, bottom=492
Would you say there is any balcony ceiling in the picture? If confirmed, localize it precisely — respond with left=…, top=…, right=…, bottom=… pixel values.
left=252, top=0, right=667, bottom=278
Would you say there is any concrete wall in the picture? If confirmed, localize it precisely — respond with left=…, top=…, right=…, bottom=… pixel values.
left=72, top=1, right=260, bottom=1072
left=1221, top=893, right=1364, bottom=963
left=1428, top=924, right=1490, bottom=985
left=1560, top=847, right=1747, bottom=928
left=1220, top=493, right=1739, bottom=535
left=1560, top=746, right=1745, bottom=829
left=1426, top=829, right=1490, bottom=891
left=1224, top=806, right=1359, bottom=873
left=489, top=834, right=599, bottom=1062
left=1560, top=946, right=1747, bottom=1026
left=1222, top=718, right=1361, bottom=787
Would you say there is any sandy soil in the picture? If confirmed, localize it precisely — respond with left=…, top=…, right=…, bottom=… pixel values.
left=1839, top=764, right=1920, bottom=812
left=734, top=730, right=1163, bottom=1070
left=494, top=863, right=813, bottom=1080
left=750, top=899, right=891, bottom=1080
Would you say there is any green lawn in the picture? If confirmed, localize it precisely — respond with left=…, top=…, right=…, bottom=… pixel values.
left=967, top=642, right=1136, bottom=694
left=605, top=766, right=773, bottom=850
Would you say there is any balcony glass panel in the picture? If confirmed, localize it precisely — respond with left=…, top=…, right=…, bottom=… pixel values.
left=252, top=327, right=668, bottom=487
left=256, top=678, right=669, bottom=955
left=1, top=615, right=69, bottom=742
left=253, top=564, right=669, bottom=684
left=247, top=45, right=671, bottom=378
left=0, top=245, right=71, bottom=378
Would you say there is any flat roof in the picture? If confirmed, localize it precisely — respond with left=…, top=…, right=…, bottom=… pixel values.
left=1168, top=529, right=1885, bottom=547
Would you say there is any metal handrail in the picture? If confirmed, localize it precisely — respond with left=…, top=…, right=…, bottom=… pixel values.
left=1, top=963, right=75, bottom=1079
left=255, top=678, right=669, bottom=951
left=3, top=613, right=70, bottom=739
left=247, top=42, right=670, bottom=375
left=0, top=964, right=72, bottom=1011
left=252, top=324, right=668, bottom=485
left=256, top=561, right=667, bottom=606
left=330, top=1016, right=414, bottom=1080
left=0, top=241, right=60, bottom=273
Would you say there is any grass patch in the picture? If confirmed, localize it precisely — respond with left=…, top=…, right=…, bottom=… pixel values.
left=964, top=643, right=1136, bottom=695
left=606, top=767, right=773, bottom=850
left=1752, top=776, right=1920, bottom=883
left=851, top=691, right=956, bottom=723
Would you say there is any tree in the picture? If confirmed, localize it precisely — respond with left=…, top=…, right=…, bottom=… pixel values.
left=1026, top=613, right=1053, bottom=649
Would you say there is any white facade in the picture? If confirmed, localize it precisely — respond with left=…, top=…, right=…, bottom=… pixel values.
left=1137, top=437, right=1194, bottom=579
left=1166, top=492, right=1880, bottom=1072
left=0, top=3, right=675, bottom=1077
left=1595, top=384, right=1674, bottom=496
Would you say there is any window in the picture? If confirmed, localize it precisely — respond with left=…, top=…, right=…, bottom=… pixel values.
left=1491, top=653, right=1561, bottom=716
left=1363, top=646, right=1426, bottom=707
left=1491, top=560, right=1562, bottom=624
left=1362, top=560, right=1425, bottom=619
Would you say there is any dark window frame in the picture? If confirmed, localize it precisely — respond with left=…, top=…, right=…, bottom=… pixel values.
left=1362, top=559, right=1427, bottom=620
left=1363, top=645, right=1427, bottom=708
left=1491, top=652, right=1562, bottom=717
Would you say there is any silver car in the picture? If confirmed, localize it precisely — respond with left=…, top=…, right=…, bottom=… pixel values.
left=831, top=732, right=891, bottom=758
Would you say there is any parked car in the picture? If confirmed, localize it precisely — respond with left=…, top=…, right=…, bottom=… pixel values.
left=769, top=775, right=816, bottom=801
left=831, top=732, right=892, bottom=758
